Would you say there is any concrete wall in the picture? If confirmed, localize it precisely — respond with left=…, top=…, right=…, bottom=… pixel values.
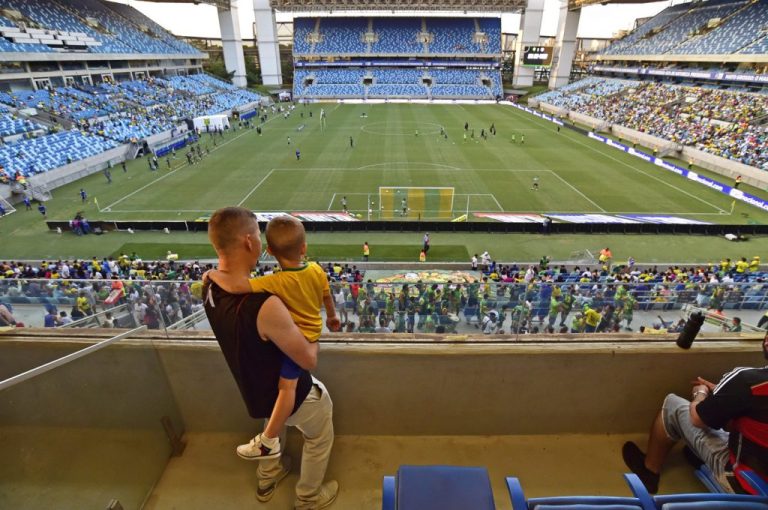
left=569, top=110, right=604, bottom=130
left=1, top=331, right=763, bottom=437
left=611, top=124, right=678, bottom=153
left=682, top=146, right=768, bottom=190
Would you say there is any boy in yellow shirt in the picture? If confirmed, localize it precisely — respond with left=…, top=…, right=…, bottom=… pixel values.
left=207, top=215, right=340, bottom=460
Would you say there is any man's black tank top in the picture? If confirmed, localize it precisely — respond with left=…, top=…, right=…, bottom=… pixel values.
left=203, top=281, right=312, bottom=419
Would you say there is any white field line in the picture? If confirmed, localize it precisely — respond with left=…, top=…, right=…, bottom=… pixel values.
left=327, top=192, right=337, bottom=211
left=238, top=169, right=275, bottom=207
left=548, top=170, right=607, bottom=213
left=501, top=106, right=727, bottom=214
left=357, top=162, right=461, bottom=170
left=490, top=194, right=504, bottom=211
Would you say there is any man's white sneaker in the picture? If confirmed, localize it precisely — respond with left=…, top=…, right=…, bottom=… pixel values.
left=236, top=433, right=281, bottom=461
left=295, top=480, right=339, bottom=510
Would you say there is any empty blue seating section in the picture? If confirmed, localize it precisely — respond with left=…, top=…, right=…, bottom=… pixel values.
left=313, top=18, right=367, bottom=54
left=377, top=69, right=424, bottom=84
left=293, top=17, right=314, bottom=54
left=103, top=0, right=200, bottom=55
left=369, top=83, right=428, bottom=97
left=427, top=18, right=480, bottom=54
left=294, top=68, right=500, bottom=98
left=374, top=18, right=423, bottom=54
left=677, top=0, right=768, bottom=54
left=0, top=0, right=202, bottom=55
left=477, top=18, right=502, bottom=54
left=91, top=117, right=173, bottom=143
left=166, top=76, right=216, bottom=96
left=0, top=114, right=45, bottom=137
left=0, top=131, right=119, bottom=176
left=602, top=4, right=690, bottom=55
left=602, top=0, right=759, bottom=56
left=294, top=16, right=501, bottom=55
left=293, top=17, right=502, bottom=98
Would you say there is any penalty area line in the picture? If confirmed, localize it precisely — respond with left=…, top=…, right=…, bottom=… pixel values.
left=238, top=169, right=275, bottom=207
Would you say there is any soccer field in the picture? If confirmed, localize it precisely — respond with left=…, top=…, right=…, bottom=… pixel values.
left=2, top=102, right=768, bottom=260
left=37, top=103, right=768, bottom=221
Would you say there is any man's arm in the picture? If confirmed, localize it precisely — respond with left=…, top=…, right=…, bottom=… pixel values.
left=258, top=295, right=318, bottom=370
left=689, top=383, right=710, bottom=428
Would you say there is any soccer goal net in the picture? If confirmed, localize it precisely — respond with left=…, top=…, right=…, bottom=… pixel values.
left=0, top=196, right=16, bottom=217
left=378, top=186, right=455, bottom=220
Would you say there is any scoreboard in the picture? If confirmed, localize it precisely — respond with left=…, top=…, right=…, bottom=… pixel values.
left=522, top=46, right=553, bottom=67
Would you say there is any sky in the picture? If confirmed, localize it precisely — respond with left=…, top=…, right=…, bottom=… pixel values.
left=113, top=0, right=675, bottom=39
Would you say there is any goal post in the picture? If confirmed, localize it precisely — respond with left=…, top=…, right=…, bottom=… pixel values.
left=378, top=186, right=455, bottom=220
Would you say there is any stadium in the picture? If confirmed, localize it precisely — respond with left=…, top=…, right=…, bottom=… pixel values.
left=0, top=0, right=767, bottom=508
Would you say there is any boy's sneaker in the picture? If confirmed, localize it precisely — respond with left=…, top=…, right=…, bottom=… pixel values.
left=237, top=433, right=281, bottom=461
left=256, top=456, right=292, bottom=502
left=295, top=480, right=339, bottom=510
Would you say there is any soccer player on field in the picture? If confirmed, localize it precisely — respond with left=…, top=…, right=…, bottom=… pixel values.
left=531, top=176, right=539, bottom=191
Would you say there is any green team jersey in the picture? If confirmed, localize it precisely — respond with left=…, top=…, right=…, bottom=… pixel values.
left=571, top=315, right=584, bottom=332
left=549, top=297, right=560, bottom=316
left=385, top=296, right=395, bottom=314
left=562, top=293, right=574, bottom=311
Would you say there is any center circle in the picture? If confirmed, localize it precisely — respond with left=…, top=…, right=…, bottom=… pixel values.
left=360, top=121, right=443, bottom=137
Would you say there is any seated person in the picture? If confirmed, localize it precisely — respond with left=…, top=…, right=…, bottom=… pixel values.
left=623, top=332, right=768, bottom=494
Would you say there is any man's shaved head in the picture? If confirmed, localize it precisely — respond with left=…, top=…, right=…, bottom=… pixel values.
left=208, top=207, right=259, bottom=254
left=266, top=215, right=305, bottom=260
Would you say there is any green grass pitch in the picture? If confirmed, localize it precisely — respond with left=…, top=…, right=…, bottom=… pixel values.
left=1, top=102, right=767, bottom=262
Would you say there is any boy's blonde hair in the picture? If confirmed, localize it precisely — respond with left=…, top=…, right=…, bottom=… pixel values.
left=266, top=215, right=306, bottom=260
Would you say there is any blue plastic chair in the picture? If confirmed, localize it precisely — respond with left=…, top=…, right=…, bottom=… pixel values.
left=382, top=465, right=495, bottom=510
left=624, top=473, right=768, bottom=510
left=506, top=476, right=643, bottom=510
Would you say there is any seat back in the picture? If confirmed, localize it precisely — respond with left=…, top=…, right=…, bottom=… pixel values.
left=396, top=465, right=495, bottom=510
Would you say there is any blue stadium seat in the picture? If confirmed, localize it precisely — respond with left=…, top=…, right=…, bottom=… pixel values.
left=506, top=476, right=643, bottom=510
left=384, top=465, right=496, bottom=510
left=624, top=473, right=768, bottom=510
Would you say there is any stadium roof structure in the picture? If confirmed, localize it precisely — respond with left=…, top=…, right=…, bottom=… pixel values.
left=267, top=0, right=524, bottom=11
left=143, top=0, right=525, bottom=11
left=568, top=0, right=660, bottom=8
left=142, top=0, right=232, bottom=9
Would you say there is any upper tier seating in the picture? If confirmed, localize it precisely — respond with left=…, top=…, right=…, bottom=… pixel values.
left=0, top=0, right=202, bottom=55
left=294, top=16, right=501, bottom=55
left=373, top=18, right=423, bottom=54
left=312, top=17, right=368, bottom=54
left=293, top=17, right=314, bottom=54
left=602, top=0, right=761, bottom=56
left=426, top=18, right=482, bottom=54
left=677, top=0, right=768, bottom=54
left=103, top=0, right=200, bottom=55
